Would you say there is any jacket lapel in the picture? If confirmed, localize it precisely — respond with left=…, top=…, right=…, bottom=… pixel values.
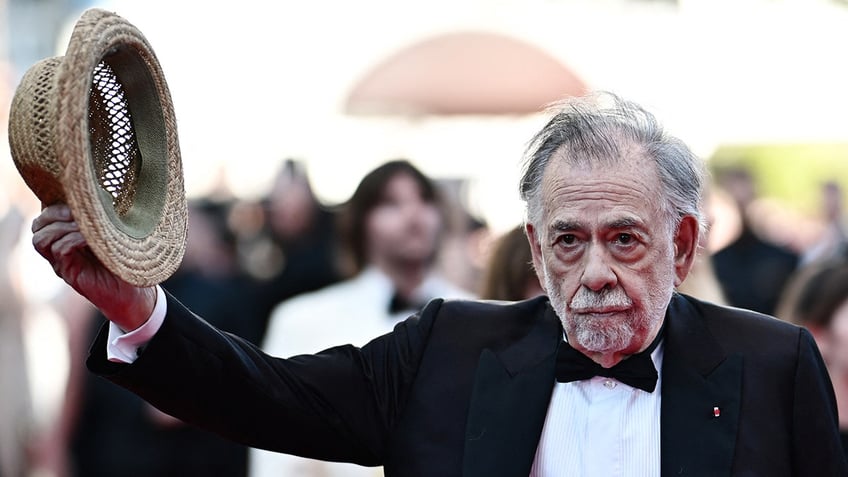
left=661, top=293, right=743, bottom=476
left=462, top=303, right=561, bottom=477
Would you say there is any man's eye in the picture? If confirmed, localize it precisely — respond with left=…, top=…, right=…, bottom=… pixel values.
left=615, top=233, right=633, bottom=245
left=560, top=234, right=577, bottom=245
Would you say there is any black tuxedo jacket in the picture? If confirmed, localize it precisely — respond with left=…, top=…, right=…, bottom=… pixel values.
left=89, top=292, right=847, bottom=476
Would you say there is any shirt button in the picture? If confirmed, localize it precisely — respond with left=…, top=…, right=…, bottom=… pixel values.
left=603, top=379, right=617, bottom=389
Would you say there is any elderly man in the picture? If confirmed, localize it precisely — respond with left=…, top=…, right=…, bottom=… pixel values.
left=32, top=93, right=846, bottom=476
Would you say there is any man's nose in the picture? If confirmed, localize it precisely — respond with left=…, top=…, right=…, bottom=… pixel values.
left=580, top=243, right=617, bottom=291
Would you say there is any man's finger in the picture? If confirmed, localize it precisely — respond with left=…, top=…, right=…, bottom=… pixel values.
left=32, top=220, right=81, bottom=260
left=48, top=231, right=90, bottom=280
left=50, top=230, right=87, bottom=260
left=31, top=204, right=72, bottom=233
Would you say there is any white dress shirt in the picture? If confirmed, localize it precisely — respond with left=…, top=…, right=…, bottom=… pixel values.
left=106, top=285, right=167, bottom=362
left=529, top=341, right=664, bottom=477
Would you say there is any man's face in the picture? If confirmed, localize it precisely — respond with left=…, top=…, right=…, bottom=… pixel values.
left=365, top=173, right=442, bottom=267
left=527, top=151, right=697, bottom=363
left=268, top=179, right=314, bottom=239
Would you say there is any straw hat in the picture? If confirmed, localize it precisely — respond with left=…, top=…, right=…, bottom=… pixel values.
left=9, top=8, right=186, bottom=287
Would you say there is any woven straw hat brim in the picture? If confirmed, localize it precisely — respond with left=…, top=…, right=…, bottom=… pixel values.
left=9, top=9, right=186, bottom=287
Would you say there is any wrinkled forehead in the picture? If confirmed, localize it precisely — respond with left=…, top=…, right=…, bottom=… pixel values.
left=539, top=152, right=670, bottom=224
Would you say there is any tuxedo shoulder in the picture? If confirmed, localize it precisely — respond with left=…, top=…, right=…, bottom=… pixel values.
left=677, top=293, right=792, bottom=324
left=413, top=295, right=556, bottom=347
left=673, top=293, right=803, bottom=345
left=398, top=295, right=559, bottom=373
left=429, top=295, right=551, bottom=322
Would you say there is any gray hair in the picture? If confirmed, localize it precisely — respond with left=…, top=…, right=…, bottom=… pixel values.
left=519, top=92, right=706, bottom=236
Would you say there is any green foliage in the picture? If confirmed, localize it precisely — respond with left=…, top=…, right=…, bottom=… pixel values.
left=709, top=143, right=848, bottom=216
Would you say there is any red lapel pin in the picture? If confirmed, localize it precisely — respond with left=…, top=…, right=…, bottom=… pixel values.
left=713, top=406, right=721, bottom=418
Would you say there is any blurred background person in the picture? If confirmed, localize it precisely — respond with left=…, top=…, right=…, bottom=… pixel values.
left=433, top=178, right=492, bottom=295
left=677, top=244, right=726, bottom=305
left=711, top=166, right=799, bottom=315
left=778, top=259, right=848, bottom=456
left=164, top=199, right=264, bottom=344
left=676, top=183, right=727, bottom=305
left=250, top=159, right=473, bottom=477
left=240, top=159, right=342, bottom=340
left=801, top=180, right=848, bottom=266
left=478, top=225, right=543, bottom=301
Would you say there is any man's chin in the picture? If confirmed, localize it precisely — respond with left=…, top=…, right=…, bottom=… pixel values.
left=572, top=323, right=634, bottom=353
left=391, top=251, right=436, bottom=267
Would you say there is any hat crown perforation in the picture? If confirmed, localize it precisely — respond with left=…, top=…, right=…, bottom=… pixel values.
left=88, top=61, right=139, bottom=216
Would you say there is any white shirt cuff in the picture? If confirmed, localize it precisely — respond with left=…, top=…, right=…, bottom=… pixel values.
left=106, top=285, right=167, bottom=363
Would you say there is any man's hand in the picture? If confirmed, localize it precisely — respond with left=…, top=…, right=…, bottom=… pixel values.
left=31, top=204, right=156, bottom=331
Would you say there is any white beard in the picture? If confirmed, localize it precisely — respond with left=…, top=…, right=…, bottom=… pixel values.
left=544, top=270, right=669, bottom=354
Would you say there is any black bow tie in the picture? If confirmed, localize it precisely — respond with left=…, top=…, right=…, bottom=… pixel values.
left=555, top=322, right=664, bottom=393
left=388, top=292, right=427, bottom=314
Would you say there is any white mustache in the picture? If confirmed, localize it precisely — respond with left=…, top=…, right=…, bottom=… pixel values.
left=570, top=287, right=632, bottom=311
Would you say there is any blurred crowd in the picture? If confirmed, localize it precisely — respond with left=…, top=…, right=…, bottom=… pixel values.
left=1, top=154, right=847, bottom=476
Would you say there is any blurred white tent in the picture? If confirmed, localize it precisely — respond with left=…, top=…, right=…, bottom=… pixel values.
left=344, top=31, right=586, bottom=116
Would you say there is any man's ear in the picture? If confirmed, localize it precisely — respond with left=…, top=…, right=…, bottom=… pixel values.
left=524, top=222, right=547, bottom=292
left=673, top=215, right=699, bottom=287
